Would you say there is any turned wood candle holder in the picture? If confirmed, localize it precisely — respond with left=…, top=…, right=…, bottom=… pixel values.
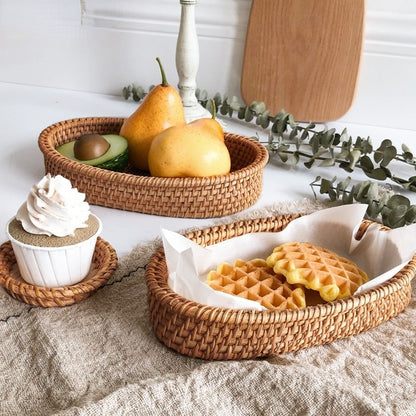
left=176, top=0, right=212, bottom=122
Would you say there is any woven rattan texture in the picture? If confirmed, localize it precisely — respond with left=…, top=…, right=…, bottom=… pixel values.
left=38, top=117, right=269, bottom=218
left=145, top=215, right=415, bottom=360
left=0, top=238, right=118, bottom=307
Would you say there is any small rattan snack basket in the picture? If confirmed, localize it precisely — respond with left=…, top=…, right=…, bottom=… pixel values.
left=38, top=117, right=269, bottom=218
left=145, top=214, right=416, bottom=360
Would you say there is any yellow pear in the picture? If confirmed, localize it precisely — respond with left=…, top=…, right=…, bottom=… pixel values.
left=189, top=117, right=224, bottom=141
left=120, top=57, right=185, bottom=171
left=148, top=119, right=231, bottom=178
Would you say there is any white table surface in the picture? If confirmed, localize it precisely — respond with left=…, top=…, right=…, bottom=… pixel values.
left=1, top=81, right=416, bottom=257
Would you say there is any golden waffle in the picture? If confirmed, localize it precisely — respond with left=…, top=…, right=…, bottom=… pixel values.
left=205, top=258, right=306, bottom=310
left=266, top=242, right=368, bottom=302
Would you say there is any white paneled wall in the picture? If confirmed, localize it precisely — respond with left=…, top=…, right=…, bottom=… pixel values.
left=0, top=0, right=415, bottom=129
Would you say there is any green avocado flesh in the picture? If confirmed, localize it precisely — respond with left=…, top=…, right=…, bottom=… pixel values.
left=57, top=134, right=128, bottom=172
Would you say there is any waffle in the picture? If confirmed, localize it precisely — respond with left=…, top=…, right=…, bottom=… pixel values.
left=205, top=258, right=306, bottom=310
left=266, top=242, right=368, bottom=302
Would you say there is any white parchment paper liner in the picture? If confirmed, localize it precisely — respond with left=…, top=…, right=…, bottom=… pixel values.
left=162, top=205, right=416, bottom=310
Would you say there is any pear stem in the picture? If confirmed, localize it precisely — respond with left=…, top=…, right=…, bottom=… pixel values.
left=210, top=99, right=217, bottom=120
left=156, top=57, right=169, bottom=87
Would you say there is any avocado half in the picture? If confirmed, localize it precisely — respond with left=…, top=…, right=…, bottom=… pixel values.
left=57, top=134, right=128, bottom=172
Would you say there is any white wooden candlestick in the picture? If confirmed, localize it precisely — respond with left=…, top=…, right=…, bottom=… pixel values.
left=176, top=0, right=212, bottom=122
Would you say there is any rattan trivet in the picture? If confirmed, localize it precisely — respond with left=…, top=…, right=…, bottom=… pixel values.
left=0, top=238, right=117, bottom=307
left=146, top=215, right=416, bottom=360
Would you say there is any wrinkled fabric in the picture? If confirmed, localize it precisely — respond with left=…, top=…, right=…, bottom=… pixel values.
left=1, top=199, right=415, bottom=416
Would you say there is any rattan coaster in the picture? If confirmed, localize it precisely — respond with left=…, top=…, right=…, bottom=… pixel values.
left=0, top=237, right=118, bottom=307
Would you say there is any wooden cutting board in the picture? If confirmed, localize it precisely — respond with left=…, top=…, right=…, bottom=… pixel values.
left=241, top=0, right=365, bottom=121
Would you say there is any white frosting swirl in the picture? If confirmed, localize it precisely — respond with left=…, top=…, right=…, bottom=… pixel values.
left=16, top=174, right=90, bottom=237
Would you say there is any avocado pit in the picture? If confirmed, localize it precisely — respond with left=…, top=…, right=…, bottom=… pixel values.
left=74, top=134, right=110, bottom=161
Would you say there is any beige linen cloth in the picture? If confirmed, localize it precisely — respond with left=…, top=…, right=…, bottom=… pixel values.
left=1, top=199, right=415, bottom=416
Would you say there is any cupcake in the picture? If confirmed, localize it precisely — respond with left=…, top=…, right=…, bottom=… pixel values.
left=6, top=174, right=102, bottom=287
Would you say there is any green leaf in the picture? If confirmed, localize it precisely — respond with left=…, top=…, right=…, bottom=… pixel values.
left=291, top=152, right=300, bottom=166
left=321, top=128, right=336, bottom=147
left=220, top=102, right=230, bottom=116
left=122, top=85, right=132, bottom=100
left=309, top=134, right=320, bottom=155
left=386, top=194, right=410, bottom=209
left=237, top=106, right=246, bottom=119
left=348, top=149, right=361, bottom=169
left=250, top=101, right=266, bottom=114
left=366, top=182, right=379, bottom=202
left=277, top=152, right=289, bottom=163
left=405, top=206, right=416, bottom=223
left=213, top=92, right=222, bottom=106
left=288, top=126, right=298, bottom=141
left=380, top=146, right=397, bottom=167
left=336, top=177, right=351, bottom=192
left=229, top=96, right=241, bottom=111
left=365, top=167, right=389, bottom=181
left=359, top=155, right=374, bottom=172
left=244, top=106, right=254, bottom=122
left=275, top=113, right=290, bottom=134
left=355, top=181, right=371, bottom=202
left=342, top=190, right=354, bottom=204
left=339, top=161, right=353, bottom=173
left=304, top=159, right=315, bottom=169
left=319, top=158, right=336, bottom=167
left=319, top=177, right=336, bottom=194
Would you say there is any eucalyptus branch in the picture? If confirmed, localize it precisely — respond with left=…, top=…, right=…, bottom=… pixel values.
left=122, top=84, right=416, bottom=227
left=310, top=176, right=416, bottom=228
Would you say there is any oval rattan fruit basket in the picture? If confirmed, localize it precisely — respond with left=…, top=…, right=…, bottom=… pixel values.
left=145, top=214, right=416, bottom=360
left=38, top=117, right=269, bottom=218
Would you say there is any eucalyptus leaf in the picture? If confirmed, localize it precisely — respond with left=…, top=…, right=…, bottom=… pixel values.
left=250, top=101, right=266, bottom=114
left=304, top=159, right=315, bottom=169
left=244, top=106, right=254, bottom=122
left=198, top=89, right=208, bottom=101
left=348, top=149, right=361, bottom=169
left=386, top=194, right=410, bottom=209
left=342, top=190, right=354, bottom=204
left=291, top=152, right=300, bottom=166
left=237, top=106, right=246, bottom=120
left=277, top=152, right=288, bottom=163
left=405, top=206, right=416, bottom=223
left=229, top=96, right=241, bottom=111
left=359, top=155, right=374, bottom=172
left=380, top=146, right=397, bottom=167
left=366, top=182, right=379, bottom=202
left=365, top=167, right=389, bottom=181
left=319, top=158, right=336, bottom=167
left=122, top=86, right=132, bottom=100
left=289, top=126, right=299, bottom=141
left=320, top=178, right=335, bottom=194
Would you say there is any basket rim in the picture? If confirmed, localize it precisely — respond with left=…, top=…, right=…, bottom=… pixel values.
left=146, top=214, right=416, bottom=325
left=38, top=116, right=269, bottom=187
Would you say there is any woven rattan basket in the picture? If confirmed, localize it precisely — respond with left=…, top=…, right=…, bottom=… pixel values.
left=146, top=214, right=416, bottom=360
left=0, top=238, right=117, bottom=307
left=38, top=117, right=269, bottom=218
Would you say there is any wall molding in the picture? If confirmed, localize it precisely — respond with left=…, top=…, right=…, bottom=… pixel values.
left=82, top=0, right=416, bottom=58
left=365, top=10, right=416, bottom=57
left=81, top=0, right=251, bottom=40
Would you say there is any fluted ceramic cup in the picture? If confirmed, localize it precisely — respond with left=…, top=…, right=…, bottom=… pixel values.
left=7, top=215, right=102, bottom=288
